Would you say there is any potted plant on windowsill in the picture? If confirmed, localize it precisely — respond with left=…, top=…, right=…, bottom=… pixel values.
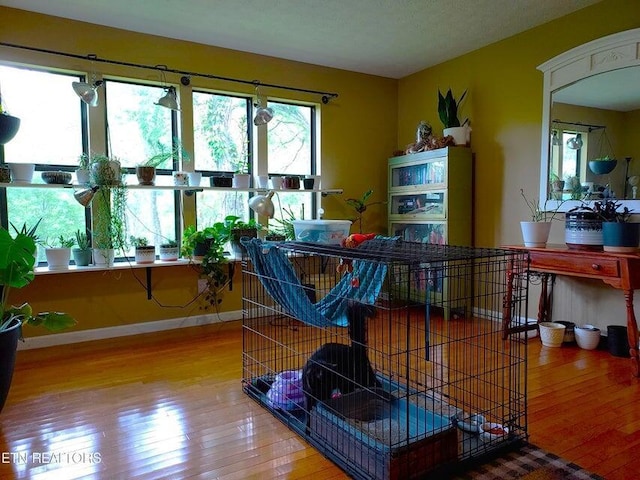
left=595, top=200, right=639, bottom=252
left=44, top=235, right=75, bottom=270
left=72, top=229, right=92, bottom=266
left=130, top=235, right=156, bottom=264
left=159, top=239, right=179, bottom=261
left=181, top=224, right=231, bottom=308
left=438, top=88, right=470, bottom=146
left=520, top=189, right=564, bottom=248
left=0, top=226, right=76, bottom=412
left=232, top=158, right=251, bottom=188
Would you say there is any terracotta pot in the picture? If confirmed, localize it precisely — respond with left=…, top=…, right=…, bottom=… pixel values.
left=136, top=166, right=156, bottom=185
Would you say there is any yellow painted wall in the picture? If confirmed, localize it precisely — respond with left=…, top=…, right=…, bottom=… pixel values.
left=398, top=0, right=640, bottom=331
left=0, top=6, right=397, bottom=335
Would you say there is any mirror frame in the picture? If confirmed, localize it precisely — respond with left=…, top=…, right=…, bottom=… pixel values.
left=538, top=28, right=640, bottom=212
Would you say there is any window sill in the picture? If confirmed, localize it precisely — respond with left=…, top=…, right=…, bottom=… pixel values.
left=34, top=258, right=195, bottom=276
left=0, top=182, right=343, bottom=196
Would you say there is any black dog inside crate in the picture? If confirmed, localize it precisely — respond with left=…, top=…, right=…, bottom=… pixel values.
left=241, top=238, right=529, bottom=479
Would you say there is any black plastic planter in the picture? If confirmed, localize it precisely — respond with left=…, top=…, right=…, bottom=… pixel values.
left=0, top=318, right=22, bottom=413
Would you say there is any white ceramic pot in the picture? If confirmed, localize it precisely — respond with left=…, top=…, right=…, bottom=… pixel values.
left=443, top=125, right=471, bottom=146
left=172, top=171, right=189, bottom=186
left=93, top=248, right=114, bottom=267
left=76, top=168, right=91, bottom=185
left=159, top=246, right=179, bottom=261
left=575, top=325, right=601, bottom=350
left=520, top=221, right=552, bottom=248
left=8, top=163, right=35, bottom=183
left=256, top=175, right=269, bottom=189
left=45, top=248, right=71, bottom=270
left=187, top=171, right=202, bottom=186
left=233, top=173, right=251, bottom=188
left=538, top=322, right=566, bottom=347
left=134, top=246, right=156, bottom=264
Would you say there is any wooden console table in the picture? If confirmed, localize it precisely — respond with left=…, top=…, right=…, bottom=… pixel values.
left=504, top=245, right=640, bottom=378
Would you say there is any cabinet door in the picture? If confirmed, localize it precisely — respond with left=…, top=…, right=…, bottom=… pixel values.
left=389, top=157, right=446, bottom=189
left=390, top=221, right=447, bottom=245
left=389, top=191, right=446, bottom=219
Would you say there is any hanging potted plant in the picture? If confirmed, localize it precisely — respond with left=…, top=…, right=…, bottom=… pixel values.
left=0, top=226, right=76, bottom=412
left=438, top=88, right=471, bottom=146
left=520, top=189, right=564, bottom=248
left=0, top=89, right=21, bottom=183
left=92, top=185, right=127, bottom=266
left=596, top=200, right=639, bottom=252
left=588, top=129, right=618, bottom=175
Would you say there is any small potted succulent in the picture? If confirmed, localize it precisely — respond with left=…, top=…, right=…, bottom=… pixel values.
left=130, top=235, right=156, bottom=264
left=72, top=229, right=92, bottom=267
left=159, top=239, right=179, bottom=261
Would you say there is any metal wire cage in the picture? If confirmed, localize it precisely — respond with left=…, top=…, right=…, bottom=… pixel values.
left=241, top=238, right=529, bottom=479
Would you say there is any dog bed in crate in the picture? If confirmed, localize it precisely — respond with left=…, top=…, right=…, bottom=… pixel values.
left=310, top=389, right=458, bottom=480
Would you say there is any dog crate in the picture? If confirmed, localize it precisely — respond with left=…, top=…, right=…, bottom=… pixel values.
left=241, top=237, right=529, bottom=479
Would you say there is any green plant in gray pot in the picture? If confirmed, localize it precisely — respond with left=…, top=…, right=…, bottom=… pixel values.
left=72, top=229, right=92, bottom=266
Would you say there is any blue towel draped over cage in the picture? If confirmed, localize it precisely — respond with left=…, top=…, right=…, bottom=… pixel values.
left=241, top=238, right=388, bottom=327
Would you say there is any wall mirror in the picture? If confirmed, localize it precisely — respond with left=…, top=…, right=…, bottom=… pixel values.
left=538, top=28, right=640, bottom=211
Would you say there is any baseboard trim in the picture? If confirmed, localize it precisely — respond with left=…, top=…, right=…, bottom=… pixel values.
left=18, top=310, right=243, bottom=350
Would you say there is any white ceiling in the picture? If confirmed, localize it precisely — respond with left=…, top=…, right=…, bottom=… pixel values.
left=0, top=0, right=601, bottom=79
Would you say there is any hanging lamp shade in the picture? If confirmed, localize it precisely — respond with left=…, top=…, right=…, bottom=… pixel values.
left=248, top=191, right=275, bottom=218
left=155, top=86, right=180, bottom=111
left=72, top=80, right=103, bottom=107
left=253, top=104, right=274, bottom=126
left=74, top=186, right=100, bottom=207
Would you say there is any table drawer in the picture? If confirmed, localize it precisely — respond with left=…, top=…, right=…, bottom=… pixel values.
left=529, top=252, right=620, bottom=278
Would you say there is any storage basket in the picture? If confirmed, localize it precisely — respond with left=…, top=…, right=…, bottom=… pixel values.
left=538, top=322, right=566, bottom=347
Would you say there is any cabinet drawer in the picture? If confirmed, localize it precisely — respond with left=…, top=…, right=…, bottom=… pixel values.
left=529, top=252, right=620, bottom=278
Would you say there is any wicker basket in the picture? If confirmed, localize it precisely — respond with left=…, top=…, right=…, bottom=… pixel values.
left=539, top=322, right=566, bottom=347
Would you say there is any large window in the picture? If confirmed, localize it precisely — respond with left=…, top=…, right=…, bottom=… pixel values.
left=105, top=80, right=179, bottom=253
left=267, top=101, right=316, bottom=225
left=0, top=65, right=87, bottom=262
left=193, top=91, right=251, bottom=227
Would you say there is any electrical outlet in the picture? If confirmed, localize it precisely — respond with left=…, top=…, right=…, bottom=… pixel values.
left=197, top=278, right=207, bottom=294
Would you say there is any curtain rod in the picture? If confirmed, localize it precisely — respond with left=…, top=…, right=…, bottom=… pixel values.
left=552, top=119, right=605, bottom=131
left=0, top=41, right=339, bottom=104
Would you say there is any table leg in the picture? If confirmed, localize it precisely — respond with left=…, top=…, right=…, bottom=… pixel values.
left=502, top=267, right=514, bottom=340
left=537, top=273, right=554, bottom=323
left=623, top=289, right=640, bottom=377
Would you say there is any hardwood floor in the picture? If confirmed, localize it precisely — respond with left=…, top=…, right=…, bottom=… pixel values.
left=0, top=320, right=638, bottom=479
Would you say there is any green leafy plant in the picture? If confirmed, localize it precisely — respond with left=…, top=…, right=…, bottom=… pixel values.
left=45, top=235, right=75, bottom=249
left=160, top=239, right=178, bottom=248
left=345, top=189, right=386, bottom=233
left=10, top=219, right=42, bottom=245
left=520, top=189, right=564, bottom=222
left=593, top=200, right=633, bottom=223
left=0, top=227, right=76, bottom=334
left=130, top=236, right=149, bottom=247
left=74, top=230, right=91, bottom=250
left=92, top=186, right=128, bottom=251
left=269, top=206, right=296, bottom=240
left=438, top=88, right=468, bottom=128
left=78, top=153, right=91, bottom=170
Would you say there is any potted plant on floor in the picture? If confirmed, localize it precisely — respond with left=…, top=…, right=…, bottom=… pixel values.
left=438, top=88, right=470, bottom=145
left=72, top=229, right=92, bottom=266
left=520, top=189, right=564, bottom=248
left=595, top=200, right=639, bottom=252
left=0, top=226, right=76, bottom=412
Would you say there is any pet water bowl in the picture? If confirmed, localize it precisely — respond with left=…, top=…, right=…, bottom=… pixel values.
left=538, top=322, right=566, bottom=347
left=292, top=220, right=351, bottom=244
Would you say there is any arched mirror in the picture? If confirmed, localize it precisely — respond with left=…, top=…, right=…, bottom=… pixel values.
left=538, top=28, right=640, bottom=211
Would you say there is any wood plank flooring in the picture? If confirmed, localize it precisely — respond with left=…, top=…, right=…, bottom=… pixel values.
left=0, top=320, right=638, bottom=479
